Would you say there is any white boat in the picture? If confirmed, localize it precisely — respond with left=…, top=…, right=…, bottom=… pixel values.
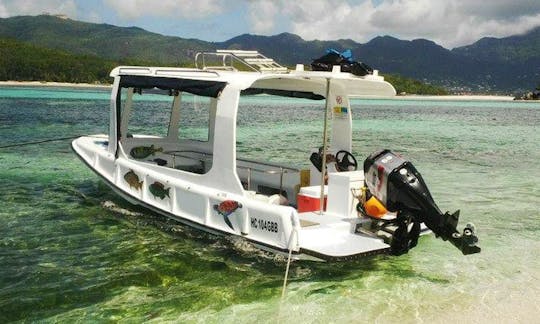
left=72, top=50, right=480, bottom=261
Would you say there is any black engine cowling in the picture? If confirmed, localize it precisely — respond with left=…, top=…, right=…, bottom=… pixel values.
left=363, top=150, right=481, bottom=255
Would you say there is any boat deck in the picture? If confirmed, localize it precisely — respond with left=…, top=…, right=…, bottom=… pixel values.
left=297, top=212, right=390, bottom=259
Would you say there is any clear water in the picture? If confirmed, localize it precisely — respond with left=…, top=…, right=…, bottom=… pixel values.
left=1, top=86, right=539, bottom=323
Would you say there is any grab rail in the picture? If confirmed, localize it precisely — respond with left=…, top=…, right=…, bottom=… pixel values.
left=164, top=150, right=210, bottom=172
left=195, top=50, right=288, bottom=73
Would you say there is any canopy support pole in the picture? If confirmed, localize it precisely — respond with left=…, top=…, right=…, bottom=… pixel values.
left=167, top=91, right=182, bottom=140
left=120, top=88, right=134, bottom=141
left=319, top=78, right=331, bottom=214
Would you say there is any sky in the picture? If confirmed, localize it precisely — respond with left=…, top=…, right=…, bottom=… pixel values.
left=1, top=0, right=539, bottom=49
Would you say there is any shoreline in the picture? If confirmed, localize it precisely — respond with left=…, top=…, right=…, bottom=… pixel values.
left=0, top=81, right=519, bottom=101
left=0, top=80, right=112, bottom=90
left=395, top=94, right=515, bottom=101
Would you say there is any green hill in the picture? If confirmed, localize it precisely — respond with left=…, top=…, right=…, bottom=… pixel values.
left=452, top=27, right=540, bottom=63
left=0, top=15, right=212, bottom=65
left=383, top=74, right=448, bottom=95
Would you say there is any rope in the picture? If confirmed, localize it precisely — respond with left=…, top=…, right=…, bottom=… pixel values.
left=281, top=227, right=297, bottom=299
left=0, top=135, right=86, bottom=149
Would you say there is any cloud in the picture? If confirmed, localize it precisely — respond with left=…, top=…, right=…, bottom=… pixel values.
left=245, top=0, right=540, bottom=48
left=457, top=0, right=540, bottom=20
left=0, top=3, right=7, bottom=17
left=368, top=0, right=540, bottom=47
left=0, top=0, right=77, bottom=17
left=83, top=10, right=103, bottom=24
left=102, top=0, right=225, bottom=20
left=247, top=0, right=281, bottom=34
left=285, top=1, right=378, bottom=40
left=1, top=0, right=538, bottom=48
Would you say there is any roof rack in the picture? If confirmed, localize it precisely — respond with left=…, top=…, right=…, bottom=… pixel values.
left=195, top=50, right=288, bottom=73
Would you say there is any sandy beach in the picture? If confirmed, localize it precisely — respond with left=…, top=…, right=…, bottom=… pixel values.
left=396, top=94, right=516, bottom=101
left=0, top=80, right=112, bottom=91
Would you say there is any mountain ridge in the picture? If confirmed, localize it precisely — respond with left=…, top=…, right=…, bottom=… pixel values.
left=1, top=15, right=538, bottom=92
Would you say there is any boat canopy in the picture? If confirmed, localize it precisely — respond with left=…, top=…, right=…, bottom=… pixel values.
left=110, top=66, right=396, bottom=101
left=248, top=72, right=396, bottom=98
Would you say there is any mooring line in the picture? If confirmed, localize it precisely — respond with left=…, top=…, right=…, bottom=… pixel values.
left=281, top=227, right=298, bottom=299
left=277, top=227, right=297, bottom=323
left=0, top=135, right=86, bottom=149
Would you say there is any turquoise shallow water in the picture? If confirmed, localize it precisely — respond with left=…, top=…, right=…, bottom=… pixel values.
left=1, top=86, right=539, bottom=323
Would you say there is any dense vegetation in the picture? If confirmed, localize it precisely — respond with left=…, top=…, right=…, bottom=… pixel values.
left=452, top=27, right=540, bottom=62
left=0, top=38, right=116, bottom=83
left=384, top=74, right=449, bottom=95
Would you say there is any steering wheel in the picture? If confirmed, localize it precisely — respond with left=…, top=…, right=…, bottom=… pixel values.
left=335, top=150, right=358, bottom=172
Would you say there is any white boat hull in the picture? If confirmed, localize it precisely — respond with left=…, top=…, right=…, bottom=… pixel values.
left=72, top=135, right=397, bottom=261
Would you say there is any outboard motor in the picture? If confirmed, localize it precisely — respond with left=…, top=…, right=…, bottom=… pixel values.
left=362, top=150, right=481, bottom=256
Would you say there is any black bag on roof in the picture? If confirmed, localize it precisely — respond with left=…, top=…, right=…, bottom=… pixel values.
left=311, top=49, right=373, bottom=76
